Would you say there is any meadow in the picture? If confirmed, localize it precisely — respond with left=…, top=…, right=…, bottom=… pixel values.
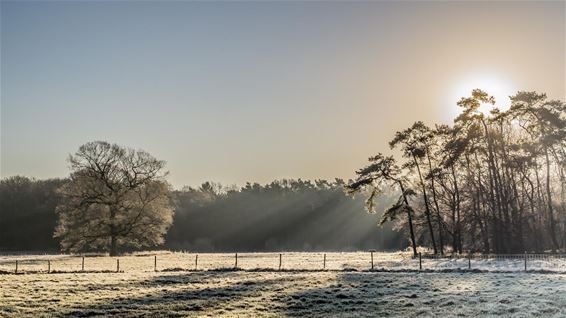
left=1, top=252, right=566, bottom=317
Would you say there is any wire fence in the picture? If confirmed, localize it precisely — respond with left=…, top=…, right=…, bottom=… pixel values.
left=1, top=252, right=566, bottom=274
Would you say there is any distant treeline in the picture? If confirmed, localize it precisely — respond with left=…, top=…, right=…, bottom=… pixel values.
left=0, top=176, right=405, bottom=252
left=0, top=177, right=65, bottom=251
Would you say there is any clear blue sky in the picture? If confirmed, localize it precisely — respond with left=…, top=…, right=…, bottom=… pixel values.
left=1, top=1, right=564, bottom=188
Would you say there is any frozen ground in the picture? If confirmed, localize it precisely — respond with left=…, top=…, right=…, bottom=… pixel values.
left=1, top=270, right=565, bottom=317
left=1, top=251, right=565, bottom=273
left=1, top=252, right=565, bottom=317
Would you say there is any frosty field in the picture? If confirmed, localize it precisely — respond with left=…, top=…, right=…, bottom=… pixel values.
left=2, top=251, right=566, bottom=273
left=1, top=252, right=566, bottom=317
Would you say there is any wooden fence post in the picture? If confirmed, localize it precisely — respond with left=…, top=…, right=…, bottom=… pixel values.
left=235, top=253, right=238, bottom=269
left=371, top=251, right=374, bottom=270
left=154, top=255, right=157, bottom=272
left=48, top=260, right=51, bottom=273
left=116, top=259, right=120, bottom=272
left=323, top=253, right=326, bottom=270
left=524, top=252, right=527, bottom=272
left=279, top=253, right=282, bottom=271
left=195, top=254, right=198, bottom=271
left=82, top=256, right=85, bottom=271
left=419, top=252, right=422, bottom=271
left=15, top=260, right=18, bottom=274
left=468, top=254, right=471, bottom=270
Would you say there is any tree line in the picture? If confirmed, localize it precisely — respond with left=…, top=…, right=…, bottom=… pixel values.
left=348, top=90, right=565, bottom=255
left=0, top=175, right=404, bottom=253
left=1, top=89, right=563, bottom=255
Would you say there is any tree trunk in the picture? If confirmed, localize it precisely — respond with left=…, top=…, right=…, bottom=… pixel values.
left=480, top=119, right=504, bottom=253
left=451, top=164, right=462, bottom=254
left=399, top=181, right=418, bottom=257
left=110, top=207, right=118, bottom=256
left=426, top=152, right=444, bottom=255
left=545, top=148, right=559, bottom=251
left=413, top=156, right=438, bottom=254
left=471, top=153, right=490, bottom=253
left=110, top=234, right=117, bottom=256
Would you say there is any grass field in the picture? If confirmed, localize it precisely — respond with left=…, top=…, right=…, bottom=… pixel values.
left=1, top=252, right=566, bottom=317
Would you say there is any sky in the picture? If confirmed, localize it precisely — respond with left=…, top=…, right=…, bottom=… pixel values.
left=1, top=1, right=564, bottom=189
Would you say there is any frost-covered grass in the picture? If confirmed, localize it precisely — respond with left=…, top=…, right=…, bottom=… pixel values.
left=1, top=252, right=566, bottom=317
left=1, top=269, right=565, bottom=317
left=1, top=251, right=565, bottom=273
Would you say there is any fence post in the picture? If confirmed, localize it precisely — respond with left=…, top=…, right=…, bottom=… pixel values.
left=116, top=259, right=120, bottom=272
left=15, top=260, right=18, bottom=274
left=419, top=252, right=422, bottom=271
left=48, top=260, right=51, bottom=273
left=468, top=254, right=471, bottom=270
left=279, top=253, right=282, bottom=271
left=524, top=251, right=527, bottom=272
left=82, top=256, right=85, bottom=271
left=323, top=253, right=326, bottom=270
left=195, top=254, right=198, bottom=271
left=235, top=253, right=238, bottom=269
left=371, top=251, right=374, bottom=270
left=154, top=255, right=157, bottom=272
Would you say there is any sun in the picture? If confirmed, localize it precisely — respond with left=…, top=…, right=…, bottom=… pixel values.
left=450, top=74, right=516, bottom=116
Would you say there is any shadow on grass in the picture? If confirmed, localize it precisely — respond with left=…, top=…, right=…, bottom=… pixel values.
left=68, top=271, right=423, bottom=317
left=60, top=271, right=298, bottom=317
left=278, top=272, right=414, bottom=317
left=31, top=270, right=566, bottom=317
left=280, top=271, right=566, bottom=317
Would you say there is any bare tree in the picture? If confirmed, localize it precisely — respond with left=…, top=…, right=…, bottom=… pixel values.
left=346, top=153, right=418, bottom=257
left=54, top=141, right=173, bottom=256
left=390, top=122, right=440, bottom=254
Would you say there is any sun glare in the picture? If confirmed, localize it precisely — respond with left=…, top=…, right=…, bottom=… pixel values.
left=451, top=74, right=516, bottom=117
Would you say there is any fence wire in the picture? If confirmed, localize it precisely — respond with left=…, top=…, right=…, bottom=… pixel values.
left=1, top=252, right=565, bottom=274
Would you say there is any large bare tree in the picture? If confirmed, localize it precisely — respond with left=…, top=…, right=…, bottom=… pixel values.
left=54, top=141, right=173, bottom=256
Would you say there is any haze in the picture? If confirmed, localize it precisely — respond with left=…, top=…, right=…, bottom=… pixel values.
left=1, top=1, right=564, bottom=188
